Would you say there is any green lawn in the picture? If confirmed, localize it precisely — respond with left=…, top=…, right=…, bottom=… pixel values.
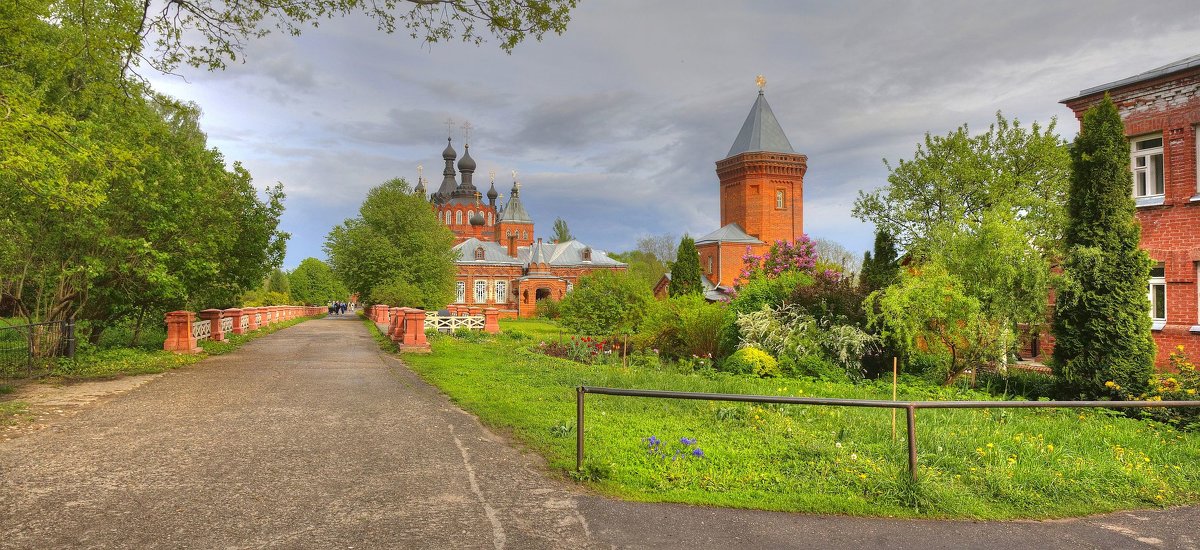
left=395, top=319, right=1200, bottom=519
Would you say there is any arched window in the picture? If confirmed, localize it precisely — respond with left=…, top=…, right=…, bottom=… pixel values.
left=455, top=210, right=463, bottom=225
left=487, top=213, right=493, bottom=225
left=474, top=280, right=487, bottom=303
left=522, top=230, right=528, bottom=240
left=467, top=210, right=474, bottom=223
left=455, top=281, right=466, bottom=303
left=775, top=189, right=785, bottom=209
left=582, top=247, right=592, bottom=262
left=494, top=280, right=507, bottom=303
left=474, top=247, right=485, bottom=260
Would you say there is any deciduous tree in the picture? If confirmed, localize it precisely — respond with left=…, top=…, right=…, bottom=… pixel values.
left=668, top=236, right=702, bottom=297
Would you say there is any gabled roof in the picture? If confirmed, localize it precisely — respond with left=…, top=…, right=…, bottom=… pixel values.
left=726, top=91, right=795, bottom=158
left=517, top=240, right=626, bottom=267
left=1062, top=54, right=1200, bottom=102
left=656, top=272, right=730, bottom=302
left=451, top=238, right=523, bottom=265
left=695, top=223, right=764, bottom=245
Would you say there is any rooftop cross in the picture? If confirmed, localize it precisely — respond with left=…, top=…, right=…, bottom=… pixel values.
left=461, top=120, right=473, bottom=144
left=444, top=117, right=455, bottom=137
left=417, top=164, right=423, bottom=180
left=489, top=169, right=496, bottom=183
left=756, top=74, right=766, bottom=92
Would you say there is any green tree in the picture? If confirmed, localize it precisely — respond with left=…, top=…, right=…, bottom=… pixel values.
left=858, top=229, right=900, bottom=294
left=324, top=178, right=456, bottom=309
left=289, top=258, right=348, bottom=305
left=129, top=0, right=579, bottom=74
left=1052, top=96, right=1156, bottom=398
left=852, top=112, right=1070, bottom=255
left=558, top=270, right=652, bottom=335
left=608, top=250, right=666, bottom=289
left=551, top=217, right=574, bottom=242
left=668, top=235, right=702, bottom=297
left=266, top=269, right=291, bottom=297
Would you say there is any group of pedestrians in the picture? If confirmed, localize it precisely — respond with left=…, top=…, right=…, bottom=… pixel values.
left=327, top=301, right=350, bottom=316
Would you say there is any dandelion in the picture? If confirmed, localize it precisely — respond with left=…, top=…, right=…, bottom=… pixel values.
left=1047, top=444, right=1055, bottom=452
left=858, top=473, right=867, bottom=480
left=986, top=443, right=994, bottom=449
left=835, top=442, right=843, bottom=449
left=850, top=453, right=858, bottom=460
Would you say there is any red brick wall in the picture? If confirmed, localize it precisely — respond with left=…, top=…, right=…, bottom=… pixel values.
left=454, top=263, right=627, bottom=319
left=715, top=151, right=807, bottom=245
left=1064, top=65, right=1200, bottom=367
left=697, top=241, right=767, bottom=289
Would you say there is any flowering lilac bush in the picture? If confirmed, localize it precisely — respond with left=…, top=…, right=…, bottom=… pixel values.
left=737, top=236, right=819, bottom=286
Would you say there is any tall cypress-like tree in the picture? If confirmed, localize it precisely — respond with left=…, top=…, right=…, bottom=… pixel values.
left=859, top=229, right=900, bottom=294
left=669, top=236, right=703, bottom=297
left=1052, top=95, right=1155, bottom=398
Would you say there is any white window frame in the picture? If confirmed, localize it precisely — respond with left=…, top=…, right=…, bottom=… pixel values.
left=474, top=280, right=487, bottom=304
left=566, top=282, right=573, bottom=293
left=494, top=280, right=507, bottom=303
left=455, top=281, right=466, bottom=303
left=1149, top=264, right=1166, bottom=328
left=455, top=210, right=463, bottom=225
left=1131, top=134, right=1164, bottom=198
left=775, top=189, right=785, bottom=209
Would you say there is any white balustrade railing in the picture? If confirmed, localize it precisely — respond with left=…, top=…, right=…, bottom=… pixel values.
left=424, top=315, right=485, bottom=332
left=240, top=315, right=250, bottom=331
left=192, top=319, right=212, bottom=341
left=220, top=316, right=234, bottom=334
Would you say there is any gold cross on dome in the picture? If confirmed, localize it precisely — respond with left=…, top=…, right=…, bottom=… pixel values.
left=511, top=169, right=518, bottom=181
left=461, top=120, right=473, bottom=143
left=444, top=117, right=455, bottom=137
left=489, top=169, right=496, bottom=183
left=417, top=164, right=423, bottom=179
left=756, top=75, right=766, bottom=91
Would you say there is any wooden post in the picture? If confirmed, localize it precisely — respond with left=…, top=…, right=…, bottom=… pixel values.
left=892, top=356, right=898, bottom=442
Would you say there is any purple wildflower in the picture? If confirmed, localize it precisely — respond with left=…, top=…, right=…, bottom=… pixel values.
left=680, top=437, right=696, bottom=446
left=692, top=448, right=705, bottom=458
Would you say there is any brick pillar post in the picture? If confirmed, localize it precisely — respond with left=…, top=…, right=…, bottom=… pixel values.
left=163, top=311, right=201, bottom=353
left=389, top=307, right=404, bottom=341
left=246, top=307, right=260, bottom=331
left=225, top=308, right=245, bottom=335
left=402, top=308, right=431, bottom=352
left=268, top=306, right=277, bottom=325
left=483, top=308, right=500, bottom=334
left=372, top=305, right=386, bottom=324
left=199, top=309, right=225, bottom=342
left=468, top=306, right=482, bottom=317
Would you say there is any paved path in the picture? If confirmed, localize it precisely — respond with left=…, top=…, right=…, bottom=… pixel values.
left=2, top=316, right=1196, bottom=549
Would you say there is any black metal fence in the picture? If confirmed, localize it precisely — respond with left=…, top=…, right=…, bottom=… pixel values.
left=576, top=386, right=1200, bottom=481
left=0, top=319, right=75, bottom=381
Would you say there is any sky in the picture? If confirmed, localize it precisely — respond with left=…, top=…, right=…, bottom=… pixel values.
left=146, top=0, right=1200, bottom=270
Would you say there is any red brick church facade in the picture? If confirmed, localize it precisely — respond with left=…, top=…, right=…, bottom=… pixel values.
left=413, top=136, right=625, bottom=318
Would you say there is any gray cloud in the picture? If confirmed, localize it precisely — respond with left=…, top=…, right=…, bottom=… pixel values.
left=146, top=0, right=1200, bottom=268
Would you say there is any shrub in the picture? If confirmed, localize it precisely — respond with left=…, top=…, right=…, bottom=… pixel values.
left=558, top=270, right=652, bottom=335
left=1121, top=346, right=1200, bottom=430
left=784, top=354, right=848, bottom=382
left=636, top=295, right=726, bottom=359
left=535, top=299, right=561, bottom=319
left=735, top=304, right=878, bottom=380
left=722, top=347, right=778, bottom=377
left=729, top=271, right=812, bottom=315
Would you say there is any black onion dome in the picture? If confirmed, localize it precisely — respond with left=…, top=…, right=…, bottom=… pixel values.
left=470, top=211, right=486, bottom=226
left=486, top=181, right=498, bottom=200
left=458, top=144, right=477, bottom=172
left=442, top=137, right=456, bottom=160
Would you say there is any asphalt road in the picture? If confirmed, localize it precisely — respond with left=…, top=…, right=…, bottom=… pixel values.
left=1, top=315, right=1196, bottom=549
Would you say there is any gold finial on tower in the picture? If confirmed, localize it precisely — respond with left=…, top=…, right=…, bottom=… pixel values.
left=417, top=164, right=423, bottom=180
left=489, top=169, right=496, bottom=183
left=755, top=74, right=766, bottom=91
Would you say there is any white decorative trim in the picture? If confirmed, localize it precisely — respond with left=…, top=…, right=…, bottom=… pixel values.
left=1135, top=195, right=1165, bottom=208
left=1151, top=320, right=1166, bottom=331
left=1189, top=194, right=1200, bottom=203
left=1190, top=325, right=1200, bottom=334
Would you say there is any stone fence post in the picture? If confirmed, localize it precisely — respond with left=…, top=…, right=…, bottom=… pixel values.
left=225, top=308, right=245, bottom=335
left=483, top=308, right=500, bottom=334
left=199, top=309, right=225, bottom=342
left=246, top=307, right=260, bottom=331
left=163, top=311, right=201, bottom=353
left=402, top=308, right=431, bottom=352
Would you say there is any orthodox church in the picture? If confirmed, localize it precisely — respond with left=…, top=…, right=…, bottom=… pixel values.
left=413, top=132, right=626, bottom=318
left=655, top=79, right=808, bottom=299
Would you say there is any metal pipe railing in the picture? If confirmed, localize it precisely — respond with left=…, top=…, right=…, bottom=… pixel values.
left=576, top=386, right=1200, bottom=481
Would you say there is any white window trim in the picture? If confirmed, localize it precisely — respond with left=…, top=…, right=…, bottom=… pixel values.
left=494, top=280, right=507, bottom=303
left=473, top=280, right=487, bottom=304
left=775, top=189, right=785, bottom=209
left=1131, top=133, right=1164, bottom=199
left=455, top=211, right=463, bottom=225
left=455, top=281, right=466, bottom=303
left=1149, top=264, right=1166, bottom=330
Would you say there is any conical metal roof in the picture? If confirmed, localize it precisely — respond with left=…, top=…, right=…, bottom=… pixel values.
left=498, top=182, right=533, bottom=223
left=726, top=91, right=795, bottom=158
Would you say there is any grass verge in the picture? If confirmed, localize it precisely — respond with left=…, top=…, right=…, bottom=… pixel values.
left=381, top=318, right=1200, bottom=520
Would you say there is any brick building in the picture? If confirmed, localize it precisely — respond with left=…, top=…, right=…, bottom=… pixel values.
left=657, top=83, right=807, bottom=298
left=414, top=136, right=625, bottom=318
left=1058, top=54, right=1200, bottom=367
